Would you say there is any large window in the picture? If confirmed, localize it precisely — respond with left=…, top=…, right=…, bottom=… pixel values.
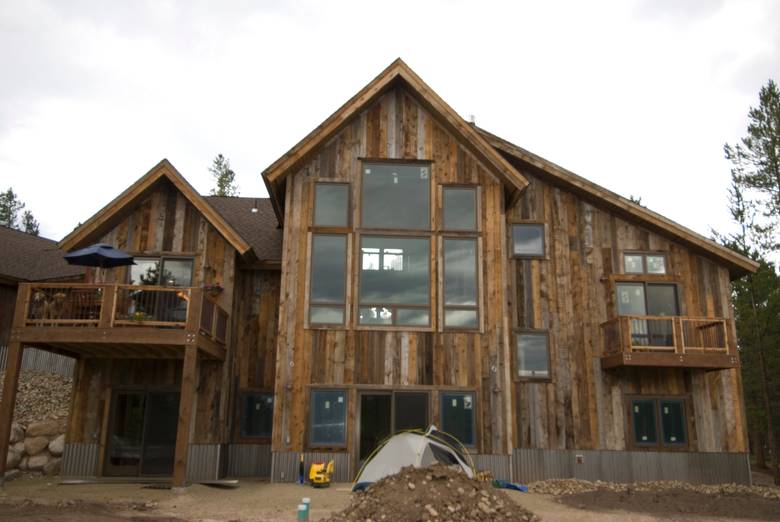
left=314, top=183, right=349, bottom=227
left=362, top=162, right=430, bottom=229
left=511, top=224, right=545, bottom=258
left=624, top=252, right=667, bottom=274
left=630, top=397, right=687, bottom=448
left=309, top=235, right=347, bottom=325
left=440, top=392, right=476, bottom=446
left=516, top=331, right=550, bottom=379
left=443, top=187, right=477, bottom=231
left=309, top=389, right=347, bottom=447
left=617, top=282, right=679, bottom=347
left=359, top=236, right=430, bottom=326
left=240, top=393, right=273, bottom=438
left=129, top=257, right=193, bottom=287
left=443, top=238, right=478, bottom=329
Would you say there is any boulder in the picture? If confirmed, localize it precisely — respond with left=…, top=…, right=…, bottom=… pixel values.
left=48, top=434, right=65, bottom=457
left=26, top=419, right=65, bottom=438
left=27, top=452, right=49, bottom=471
left=12, top=441, right=25, bottom=454
left=9, top=423, right=25, bottom=444
left=6, top=449, right=22, bottom=469
left=18, top=456, right=28, bottom=471
left=43, top=457, right=61, bottom=476
left=24, top=436, right=50, bottom=456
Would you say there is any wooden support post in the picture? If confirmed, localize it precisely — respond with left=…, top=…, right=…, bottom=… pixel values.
left=0, top=341, right=24, bottom=483
left=98, top=284, right=117, bottom=328
left=172, top=344, right=198, bottom=488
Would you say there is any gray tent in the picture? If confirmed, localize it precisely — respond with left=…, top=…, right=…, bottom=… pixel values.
left=353, top=426, right=474, bottom=491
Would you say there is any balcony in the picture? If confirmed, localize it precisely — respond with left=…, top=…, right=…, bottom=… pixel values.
left=600, top=315, right=738, bottom=370
left=9, top=283, right=229, bottom=360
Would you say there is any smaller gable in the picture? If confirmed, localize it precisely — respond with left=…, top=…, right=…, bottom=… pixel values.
left=261, top=58, right=528, bottom=222
left=59, top=159, right=251, bottom=255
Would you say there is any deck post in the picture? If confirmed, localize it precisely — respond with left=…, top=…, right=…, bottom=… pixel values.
left=0, top=341, right=24, bottom=483
left=172, top=344, right=198, bottom=488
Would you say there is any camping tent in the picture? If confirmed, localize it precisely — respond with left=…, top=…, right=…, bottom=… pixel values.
left=353, top=426, right=474, bottom=491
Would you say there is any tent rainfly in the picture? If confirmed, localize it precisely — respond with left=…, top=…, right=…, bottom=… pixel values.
left=353, top=426, right=475, bottom=491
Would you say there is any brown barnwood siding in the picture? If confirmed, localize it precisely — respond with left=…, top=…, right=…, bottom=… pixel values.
left=508, top=171, right=748, bottom=452
left=272, top=86, right=512, bottom=455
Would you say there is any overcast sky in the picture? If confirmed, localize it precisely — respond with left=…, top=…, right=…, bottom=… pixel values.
left=1, top=0, right=778, bottom=242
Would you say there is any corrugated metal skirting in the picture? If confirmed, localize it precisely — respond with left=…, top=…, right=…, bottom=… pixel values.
left=271, top=452, right=352, bottom=483
left=187, top=444, right=226, bottom=482
left=0, top=345, right=75, bottom=378
left=61, top=443, right=99, bottom=478
left=473, top=454, right=511, bottom=481
left=226, top=444, right=272, bottom=477
left=513, top=448, right=751, bottom=485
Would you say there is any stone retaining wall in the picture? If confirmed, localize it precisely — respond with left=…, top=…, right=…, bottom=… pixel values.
left=6, top=419, right=66, bottom=476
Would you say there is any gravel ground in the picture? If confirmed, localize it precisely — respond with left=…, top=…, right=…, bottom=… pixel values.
left=0, top=369, right=72, bottom=425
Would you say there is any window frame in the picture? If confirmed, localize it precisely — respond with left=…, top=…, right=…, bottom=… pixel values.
left=312, top=181, right=351, bottom=229
left=442, top=236, right=481, bottom=331
left=359, top=159, right=433, bottom=233
left=308, top=388, right=349, bottom=449
left=626, top=395, right=690, bottom=451
left=622, top=251, right=669, bottom=275
left=510, top=221, right=547, bottom=259
left=441, top=184, right=479, bottom=232
left=307, top=232, right=349, bottom=328
left=127, top=255, right=195, bottom=287
left=236, top=390, right=274, bottom=442
left=614, top=281, right=682, bottom=317
left=513, top=329, right=552, bottom=382
left=439, top=391, right=478, bottom=449
left=355, top=233, right=433, bottom=330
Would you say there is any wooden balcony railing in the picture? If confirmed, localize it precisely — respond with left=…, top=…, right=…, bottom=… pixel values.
left=601, top=315, right=736, bottom=369
left=18, top=283, right=229, bottom=346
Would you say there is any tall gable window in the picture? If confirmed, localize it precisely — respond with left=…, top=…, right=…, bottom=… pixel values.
left=309, top=234, right=347, bottom=325
left=314, top=183, right=349, bottom=227
left=443, top=187, right=477, bottom=231
left=362, top=163, right=430, bottom=229
left=443, top=238, right=478, bottom=328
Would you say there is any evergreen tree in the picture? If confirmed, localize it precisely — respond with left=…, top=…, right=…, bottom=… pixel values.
left=209, top=154, right=239, bottom=197
left=21, top=210, right=39, bottom=236
left=0, top=188, right=25, bottom=228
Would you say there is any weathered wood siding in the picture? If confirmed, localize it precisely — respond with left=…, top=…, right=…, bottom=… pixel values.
left=273, top=85, right=513, bottom=455
left=508, top=170, right=747, bottom=452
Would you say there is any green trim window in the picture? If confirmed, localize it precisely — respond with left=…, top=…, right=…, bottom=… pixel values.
left=309, top=234, right=347, bottom=325
left=624, top=252, right=667, bottom=274
left=314, top=183, right=350, bottom=227
left=511, top=224, right=545, bottom=258
left=240, top=393, right=273, bottom=438
left=630, top=397, right=687, bottom=447
left=440, top=392, right=476, bottom=446
left=310, top=390, right=347, bottom=447
left=516, top=331, right=550, bottom=379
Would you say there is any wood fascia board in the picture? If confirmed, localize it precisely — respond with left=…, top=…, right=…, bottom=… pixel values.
left=478, top=128, right=759, bottom=277
left=260, top=58, right=528, bottom=200
left=59, top=159, right=251, bottom=255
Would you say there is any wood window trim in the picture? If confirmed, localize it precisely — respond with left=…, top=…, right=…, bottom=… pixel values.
left=360, top=160, right=433, bottom=231
left=306, top=233, right=349, bottom=329
left=441, top=235, right=481, bottom=332
left=311, top=180, right=352, bottom=230
left=509, top=221, right=547, bottom=260
left=354, top=232, right=434, bottom=331
left=622, top=251, right=670, bottom=275
left=307, top=388, right=349, bottom=451
left=127, top=255, right=195, bottom=286
left=513, top=328, right=552, bottom=383
left=624, top=395, right=692, bottom=451
left=440, top=184, right=480, bottom=233
left=235, top=389, right=274, bottom=444
left=613, top=280, right=683, bottom=317
left=438, top=390, right=479, bottom=450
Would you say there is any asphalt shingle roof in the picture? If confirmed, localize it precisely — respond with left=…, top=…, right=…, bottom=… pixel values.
left=204, top=196, right=282, bottom=262
left=0, top=226, right=84, bottom=282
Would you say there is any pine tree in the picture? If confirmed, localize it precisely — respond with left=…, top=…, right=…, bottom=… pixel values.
left=0, top=188, right=25, bottom=228
left=209, top=154, right=239, bottom=197
left=21, top=210, right=39, bottom=236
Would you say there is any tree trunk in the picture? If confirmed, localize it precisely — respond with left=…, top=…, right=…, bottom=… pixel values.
left=754, top=429, right=767, bottom=469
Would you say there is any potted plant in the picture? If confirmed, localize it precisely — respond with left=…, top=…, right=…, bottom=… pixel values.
left=202, top=282, right=224, bottom=298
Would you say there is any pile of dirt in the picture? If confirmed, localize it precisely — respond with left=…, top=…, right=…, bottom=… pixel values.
left=322, top=464, right=540, bottom=522
left=0, top=370, right=73, bottom=425
left=529, top=478, right=780, bottom=500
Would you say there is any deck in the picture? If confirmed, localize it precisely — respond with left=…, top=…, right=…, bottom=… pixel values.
left=9, top=282, right=229, bottom=360
left=600, top=315, right=738, bottom=370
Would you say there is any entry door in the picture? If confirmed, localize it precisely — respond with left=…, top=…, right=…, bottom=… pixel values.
left=358, top=392, right=429, bottom=460
left=104, top=390, right=180, bottom=477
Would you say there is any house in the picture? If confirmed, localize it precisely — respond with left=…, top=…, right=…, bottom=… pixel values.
left=0, top=59, right=758, bottom=487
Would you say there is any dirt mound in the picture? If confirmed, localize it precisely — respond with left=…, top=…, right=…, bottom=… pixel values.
left=0, top=369, right=72, bottom=425
left=322, top=464, right=540, bottom=521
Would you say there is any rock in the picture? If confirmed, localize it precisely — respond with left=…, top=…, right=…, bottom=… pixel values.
left=12, top=441, right=25, bottom=453
left=24, top=435, right=50, bottom=456
left=26, top=419, right=65, bottom=438
left=3, top=469, right=21, bottom=483
left=407, top=482, right=415, bottom=490
left=43, top=457, right=61, bottom=476
left=9, top=423, right=25, bottom=444
left=48, top=434, right=65, bottom=456
left=6, top=449, right=22, bottom=469
left=18, top=456, right=28, bottom=471
left=27, top=452, right=49, bottom=471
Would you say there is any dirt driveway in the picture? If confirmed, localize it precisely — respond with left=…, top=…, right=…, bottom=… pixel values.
left=1, top=475, right=779, bottom=521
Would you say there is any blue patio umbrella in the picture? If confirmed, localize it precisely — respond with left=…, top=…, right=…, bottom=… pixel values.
left=64, top=243, right=135, bottom=268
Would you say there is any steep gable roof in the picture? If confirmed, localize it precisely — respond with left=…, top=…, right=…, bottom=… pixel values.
left=59, top=159, right=251, bottom=255
left=478, top=127, right=759, bottom=278
left=205, top=197, right=282, bottom=263
left=261, top=58, right=528, bottom=222
left=0, top=226, right=84, bottom=283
